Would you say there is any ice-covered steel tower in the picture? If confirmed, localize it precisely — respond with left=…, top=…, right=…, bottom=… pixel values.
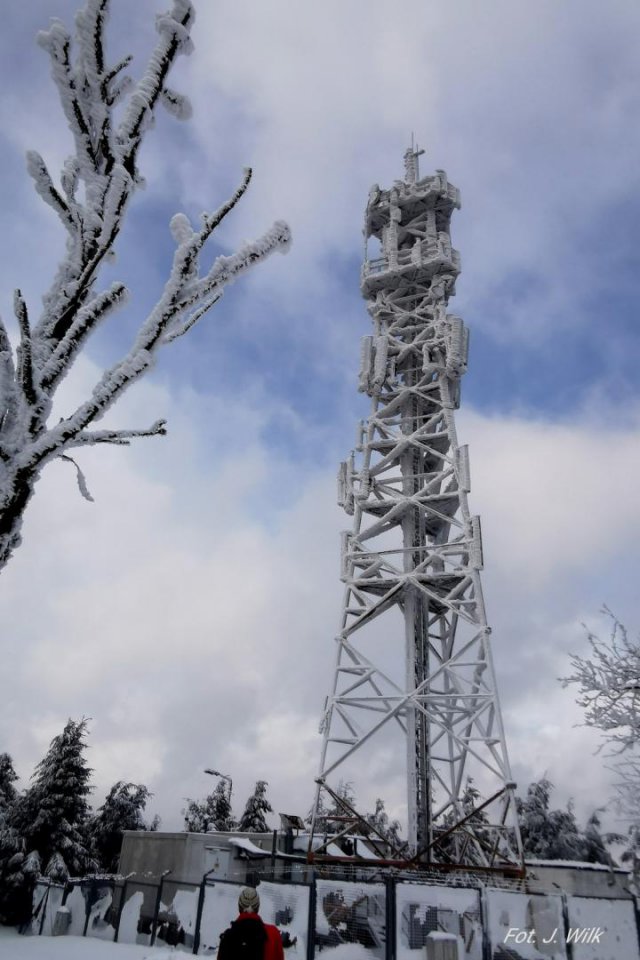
left=313, top=147, right=523, bottom=871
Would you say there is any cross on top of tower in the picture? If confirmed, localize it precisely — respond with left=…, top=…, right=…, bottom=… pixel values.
left=403, top=137, right=426, bottom=184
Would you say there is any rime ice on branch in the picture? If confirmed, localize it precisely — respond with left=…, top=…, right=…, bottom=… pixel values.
left=0, top=0, right=290, bottom=572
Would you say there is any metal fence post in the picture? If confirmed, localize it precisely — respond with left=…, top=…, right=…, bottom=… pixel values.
left=82, top=881, right=92, bottom=937
left=38, top=883, right=50, bottom=936
left=385, top=876, right=396, bottom=960
left=307, top=873, right=316, bottom=960
left=193, top=866, right=218, bottom=956
left=634, top=895, right=640, bottom=959
left=150, top=870, right=172, bottom=946
left=479, top=885, right=490, bottom=960
left=113, top=879, right=128, bottom=943
left=561, top=892, right=573, bottom=960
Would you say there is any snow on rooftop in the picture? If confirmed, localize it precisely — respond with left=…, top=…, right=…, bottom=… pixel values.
left=227, top=836, right=271, bottom=857
left=525, top=859, right=627, bottom=872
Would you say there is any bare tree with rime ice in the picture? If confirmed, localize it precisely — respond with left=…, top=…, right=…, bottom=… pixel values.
left=0, top=0, right=290, bottom=572
left=561, top=608, right=640, bottom=880
left=560, top=607, right=640, bottom=753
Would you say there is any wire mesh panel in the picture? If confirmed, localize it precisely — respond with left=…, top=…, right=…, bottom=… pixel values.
left=198, top=879, right=244, bottom=955
left=396, top=882, right=481, bottom=960
left=257, top=880, right=311, bottom=955
left=84, top=881, right=118, bottom=940
left=64, top=884, right=86, bottom=937
left=31, top=881, right=64, bottom=936
left=116, top=882, right=157, bottom=946
left=63, top=879, right=117, bottom=940
left=485, top=889, right=566, bottom=959
left=153, top=880, right=200, bottom=952
left=315, top=879, right=386, bottom=958
left=565, top=896, right=640, bottom=960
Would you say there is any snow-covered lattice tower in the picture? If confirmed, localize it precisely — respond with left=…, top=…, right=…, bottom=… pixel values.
left=312, top=147, right=523, bottom=872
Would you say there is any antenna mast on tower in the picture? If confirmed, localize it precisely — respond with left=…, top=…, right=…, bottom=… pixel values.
left=311, top=146, right=523, bottom=872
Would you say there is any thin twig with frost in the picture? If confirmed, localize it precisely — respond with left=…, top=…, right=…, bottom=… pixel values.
left=0, top=0, right=290, bottom=572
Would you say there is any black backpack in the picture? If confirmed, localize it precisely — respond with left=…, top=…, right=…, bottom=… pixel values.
left=218, top=916, right=267, bottom=960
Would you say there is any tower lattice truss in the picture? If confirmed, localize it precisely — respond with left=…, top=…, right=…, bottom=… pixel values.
left=313, top=150, right=523, bottom=872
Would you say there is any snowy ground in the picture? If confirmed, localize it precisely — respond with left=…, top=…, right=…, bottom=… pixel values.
left=0, top=927, right=357, bottom=960
left=0, top=928, right=180, bottom=959
left=0, top=933, right=379, bottom=960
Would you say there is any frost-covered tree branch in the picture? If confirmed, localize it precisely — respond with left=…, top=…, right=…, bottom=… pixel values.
left=0, top=0, right=290, bottom=572
left=560, top=608, right=640, bottom=753
left=561, top=610, right=640, bottom=881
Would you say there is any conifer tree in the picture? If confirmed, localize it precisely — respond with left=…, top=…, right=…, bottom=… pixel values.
left=582, top=811, right=618, bottom=866
left=0, top=754, right=18, bottom=812
left=210, top=779, right=234, bottom=831
left=516, top=778, right=615, bottom=865
left=238, top=780, right=273, bottom=833
left=183, top=780, right=235, bottom=834
left=13, top=718, right=96, bottom=880
left=0, top=829, right=39, bottom=927
left=434, top=778, right=491, bottom=865
left=90, top=780, right=152, bottom=872
left=326, top=780, right=356, bottom=834
left=0, top=752, right=36, bottom=927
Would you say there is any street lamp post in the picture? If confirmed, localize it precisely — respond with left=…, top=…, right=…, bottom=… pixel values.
left=204, top=768, right=233, bottom=807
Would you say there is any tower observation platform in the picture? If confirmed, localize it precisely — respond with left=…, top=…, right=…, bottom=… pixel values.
left=310, top=146, right=524, bottom=875
left=361, top=165, right=461, bottom=296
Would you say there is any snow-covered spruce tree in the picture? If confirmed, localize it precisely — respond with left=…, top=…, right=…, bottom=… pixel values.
left=306, top=781, right=361, bottom=855
left=13, top=718, right=96, bottom=881
left=327, top=780, right=356, bottom=834
left=516, top=778, right=615, bottom=865
left=0, top=0, right=290, bottom=573
left=90, top=780, right=152, bottom=872
left=434, top=778, right=491, bottom=865
left=183, top=780, right=235, bottom=833
left=307, top=780, right=357, bottom=837
left=238, top=780, right=273, bottom=833
left=0, top=753, right=18, bottom=812
left=0, top=831, right=40, bottom=928
left=210, top=778, right=235, bottom=831
left=0, top=753, right=36, bottom=927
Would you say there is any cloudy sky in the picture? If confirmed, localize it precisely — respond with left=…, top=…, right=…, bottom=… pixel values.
left=1, top=0, right=640, bottom=837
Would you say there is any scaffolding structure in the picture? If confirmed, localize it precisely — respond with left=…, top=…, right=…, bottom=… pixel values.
left=311, top=147, right=524, bottom=873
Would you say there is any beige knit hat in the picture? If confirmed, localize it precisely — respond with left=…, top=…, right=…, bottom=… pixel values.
left=238, top=887, right=260, bottom=913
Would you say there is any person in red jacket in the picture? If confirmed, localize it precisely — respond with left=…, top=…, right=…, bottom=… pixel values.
left=217, top=887, right=284, bottom=960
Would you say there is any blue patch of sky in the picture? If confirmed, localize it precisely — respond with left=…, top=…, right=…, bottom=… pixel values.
left=92, top=199, right=368, bottom=469
left=88, top=177, right=640, bottom=477
left=464, top=199, right=640, bottom=419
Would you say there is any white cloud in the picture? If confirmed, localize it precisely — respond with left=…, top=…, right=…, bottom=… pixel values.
left=461, top=407, right=640, bottom=589
left=180, top=0, right=640, bottom=342
left=1, top=347, right=638, bottom=830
